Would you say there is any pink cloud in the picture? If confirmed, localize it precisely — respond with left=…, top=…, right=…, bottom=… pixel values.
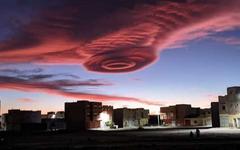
left=0, top=0, right=239, bottom=73
left=16, top=98, right=34, bottom=103
left=0, top=75, right=163, bottom=106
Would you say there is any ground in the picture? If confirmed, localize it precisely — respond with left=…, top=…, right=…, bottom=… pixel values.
left=1, top=127, right=240, bottom=149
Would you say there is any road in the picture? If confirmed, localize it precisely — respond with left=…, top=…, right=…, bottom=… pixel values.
left=1, top=128, right=240, bottom=149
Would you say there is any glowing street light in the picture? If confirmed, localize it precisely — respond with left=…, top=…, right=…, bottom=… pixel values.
left=99, top=111, right=110, bottom=128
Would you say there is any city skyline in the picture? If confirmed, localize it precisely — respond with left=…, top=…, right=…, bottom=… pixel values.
left=1, top=0, right=240, bottom=114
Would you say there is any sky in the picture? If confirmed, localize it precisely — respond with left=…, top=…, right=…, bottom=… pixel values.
left=0, top=0, right=240, bottom=114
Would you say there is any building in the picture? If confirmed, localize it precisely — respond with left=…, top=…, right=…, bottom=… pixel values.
left=41, top=111, right=65, bottom=131
left=56, top=111, right=65, bottom=119
left=160, top=104, right=192, bottom=126
left=113, top=108, right=149, bottom=128
left=42, top=111, right=65, bottom=119
left=184, top=108, right=212, bottom=126
left=218, top=86, right=240, bottom=128
left=161, top=104, right=212, bottom=127
left=1, top=114, right=7, bottom=130
left=148, top=115, right=162, bottom=126
left=41, top=118, right=66, bottom=131
left=2, top=109, right=42, bottom=131
left=211, top=102, right=220, bottom=127
left=201, top=108, right=212, bottom=126
left=0, top=116, right=2, bottom=130
left=65, top=100, right=102, bottom=130
left=46, top=112, right=55, bottom=119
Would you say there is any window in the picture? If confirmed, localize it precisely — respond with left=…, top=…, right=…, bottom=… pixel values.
left=222, top=105, right=226, bottom=111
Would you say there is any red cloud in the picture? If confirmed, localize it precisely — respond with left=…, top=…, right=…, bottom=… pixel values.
left=0, top=75, right=163, bottom=106
left=0, top=0, right=240, bottom=73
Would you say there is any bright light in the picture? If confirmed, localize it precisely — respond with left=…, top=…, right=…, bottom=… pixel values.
left=51, top=114, right=56, bottom=119
left=99, top=112, right=110, bottom=122
left=237, top=93, right=240, bottom=100
left=99, top=111, right=110, bottom=128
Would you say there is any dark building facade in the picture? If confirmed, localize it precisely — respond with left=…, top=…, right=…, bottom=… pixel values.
left=65, top=100, right=102, bottom=130
left=184, top=108, right=212, bottom=126
left=42, top=118, right=66, bottom=131
left=161, top=104, right=192, bottom=126
left=148, top=115, right=162, bottom=126
left=2, top=109, right=42, bottom=131
left=211, top=102, right=220, bottom=127
left=161, top=104, right=212, bottom=126
left=41, top=111, right=66, bottom=131
left=113, top=108, right=149, bottom=128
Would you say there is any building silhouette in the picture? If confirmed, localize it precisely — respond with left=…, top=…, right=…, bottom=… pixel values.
left=148, top=115, right=162, bottom=126
left=161, top=104, right=212, bottom=126
left=2, top=109, right=41, bottom=131
left=184, top=108, right=212, bottom=126
left=41, top=111, right=65, bottom=131
left=65, top=100, right=102, bottom=130
left=113, top=108, right=149, bottom=128
left=161, top=104, right=192, bottom=126
left=211, top=102, right=220, bottom=127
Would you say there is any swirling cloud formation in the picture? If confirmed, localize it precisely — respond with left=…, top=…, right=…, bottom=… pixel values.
left=0, top=0, right=240, bottom=73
